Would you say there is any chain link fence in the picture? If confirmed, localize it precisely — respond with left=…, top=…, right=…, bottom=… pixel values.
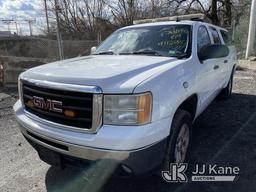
left=0, top=36, right=98, bottom=86
left=0, top=37, right=98, bottom=59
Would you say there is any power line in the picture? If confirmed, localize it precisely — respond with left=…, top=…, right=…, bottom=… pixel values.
left=1, top=19, right=36, bottom=36
left=2, top=19, right=14, bottom=31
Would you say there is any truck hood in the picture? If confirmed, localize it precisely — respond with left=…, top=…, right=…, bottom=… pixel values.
left=23, top=55, right=180, bottom=93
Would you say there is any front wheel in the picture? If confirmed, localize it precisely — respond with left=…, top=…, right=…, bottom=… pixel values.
left=162, top=109, right=192, bottom=171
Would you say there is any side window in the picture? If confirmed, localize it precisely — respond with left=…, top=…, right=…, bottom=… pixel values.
left=197, top=26, right=211, bottom=53
left=220, top=30, right=231, bottom=45
left=209, top=27, right=221, bottom=44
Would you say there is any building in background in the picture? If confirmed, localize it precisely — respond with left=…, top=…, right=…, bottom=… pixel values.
left=0, top=31, right=14, bottom=38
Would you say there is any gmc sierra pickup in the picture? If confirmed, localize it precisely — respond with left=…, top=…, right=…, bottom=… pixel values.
left=14, top=14, right=237, bottom=176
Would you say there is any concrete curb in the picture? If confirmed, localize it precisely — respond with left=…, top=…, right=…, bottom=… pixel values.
left=238, top=60, right=256, bottom=71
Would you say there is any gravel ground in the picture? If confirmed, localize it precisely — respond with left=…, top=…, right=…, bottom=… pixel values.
left=0, top=69, right=256, bottom=192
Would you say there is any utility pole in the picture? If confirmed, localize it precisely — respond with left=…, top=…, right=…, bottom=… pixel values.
left=44, top=0, right=50, bottom=34
left=25, top=19, right=36, bottom=36
left=246, top=0, right=256, bottom=59
left=54, top=0, right=64, bottom=60
left=14, top=21, right=19, bottom=35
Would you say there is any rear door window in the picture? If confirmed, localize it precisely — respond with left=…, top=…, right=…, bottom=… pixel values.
left=197, top=25, right=211, bottom=53
left=209, top=27, right=221, bottom=44
left=220, top=30, right=231, bottom=45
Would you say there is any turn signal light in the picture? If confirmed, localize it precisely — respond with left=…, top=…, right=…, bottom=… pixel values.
left=26, top=100, right=34, bottom=108
left=138, top=93, right=152, bottom=124
left=64, top=110, right=76, bottom=117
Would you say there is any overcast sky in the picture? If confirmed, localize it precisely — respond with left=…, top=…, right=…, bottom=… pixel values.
left=0, top=0, right=50, bottom=35
left=0, top=0, right=211, bottom=36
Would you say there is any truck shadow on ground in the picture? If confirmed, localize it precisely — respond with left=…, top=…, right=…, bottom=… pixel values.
left=45, top=93, right=256, bottom=192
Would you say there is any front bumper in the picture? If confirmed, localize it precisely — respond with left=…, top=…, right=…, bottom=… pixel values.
left=20, top=126, right=130, bottom=161
left=14, top=100, right=169, bottom=175
left=20, top=125, right=167, bottom=175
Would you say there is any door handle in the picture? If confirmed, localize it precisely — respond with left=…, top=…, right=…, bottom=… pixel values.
left=224, top=60, right=228, bottom=63
left=214, top=65, right=219, bottom=70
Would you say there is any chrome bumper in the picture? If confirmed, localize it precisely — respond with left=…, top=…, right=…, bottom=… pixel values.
left=19, top=125, right=130, bottom=161
left=18, top=121, right=168, bottom=175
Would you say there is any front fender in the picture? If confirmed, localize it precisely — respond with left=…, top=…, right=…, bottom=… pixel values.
left=134, top=61, right=194, bottom=136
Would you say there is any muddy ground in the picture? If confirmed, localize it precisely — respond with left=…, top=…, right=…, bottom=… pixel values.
left=0, top=68, right=256, bottom=192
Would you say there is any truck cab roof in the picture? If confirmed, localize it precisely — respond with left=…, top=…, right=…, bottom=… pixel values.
left=123, top=19, right=228, bottom=32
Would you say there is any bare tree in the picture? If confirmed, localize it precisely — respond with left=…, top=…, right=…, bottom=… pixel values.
left=43, top=0, right=249, bottom=40
left=44, top=0, right=114, bottom=39
left=103, top=0, right=140, bottom=26
left=165, top=0, right=248, bottom=28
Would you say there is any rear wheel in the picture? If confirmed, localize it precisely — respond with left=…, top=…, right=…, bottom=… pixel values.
left=162, top=109, right=192, bottom=171
left=218, top=73, right=233, bottom=100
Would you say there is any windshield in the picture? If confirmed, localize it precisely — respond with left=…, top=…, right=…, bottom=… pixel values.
left=95, top=25, right=192, bottom=58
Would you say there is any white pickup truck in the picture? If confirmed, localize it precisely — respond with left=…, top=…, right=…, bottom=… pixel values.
left=14, top=15, right=237, bottom=176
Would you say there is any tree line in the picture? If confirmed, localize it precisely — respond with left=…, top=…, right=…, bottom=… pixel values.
left=43, top=0, right=249, bottom=40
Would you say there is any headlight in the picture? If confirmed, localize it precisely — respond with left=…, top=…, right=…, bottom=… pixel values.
left=104, top=92, right=152, bottom=125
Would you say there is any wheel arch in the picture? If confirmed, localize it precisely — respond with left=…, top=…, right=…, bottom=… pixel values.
left=175, top=94, right=198, bottom=121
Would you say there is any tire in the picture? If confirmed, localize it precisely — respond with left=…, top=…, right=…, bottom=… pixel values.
left=162, top=109, right=192, bottom=171
left=218, top=72, right=234, bottom=100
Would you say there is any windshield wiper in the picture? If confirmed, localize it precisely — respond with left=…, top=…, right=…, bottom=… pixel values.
left=94, top=51, right=115, bottom=55
left=175, top=53, right=189, bottom=59
left=134, top=50, right=163, bottom=56
left=120, top=50, right=164, bottom=56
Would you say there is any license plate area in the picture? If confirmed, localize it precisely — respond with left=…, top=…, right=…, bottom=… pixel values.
left=36, top=144, right=62, bottom=167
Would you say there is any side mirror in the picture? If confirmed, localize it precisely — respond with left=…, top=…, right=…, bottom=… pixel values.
left=198, top=44, right=229, bottom=61
left=91, top=46, right=97, bottom=55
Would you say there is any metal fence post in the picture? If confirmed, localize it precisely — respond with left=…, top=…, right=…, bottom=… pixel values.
left=54, top=0, right=64, bottom=60
left=246, top=0, right=256, bottom=59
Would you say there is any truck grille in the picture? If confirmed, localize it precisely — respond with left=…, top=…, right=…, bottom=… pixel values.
left=22, top=82, right=93, bottom=129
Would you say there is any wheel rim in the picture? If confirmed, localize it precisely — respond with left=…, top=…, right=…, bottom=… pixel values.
left=174, top=124, right=190, bottom=163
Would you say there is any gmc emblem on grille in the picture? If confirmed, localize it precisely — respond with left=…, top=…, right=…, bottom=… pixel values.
left=32, top=96, right=63, bottom=113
